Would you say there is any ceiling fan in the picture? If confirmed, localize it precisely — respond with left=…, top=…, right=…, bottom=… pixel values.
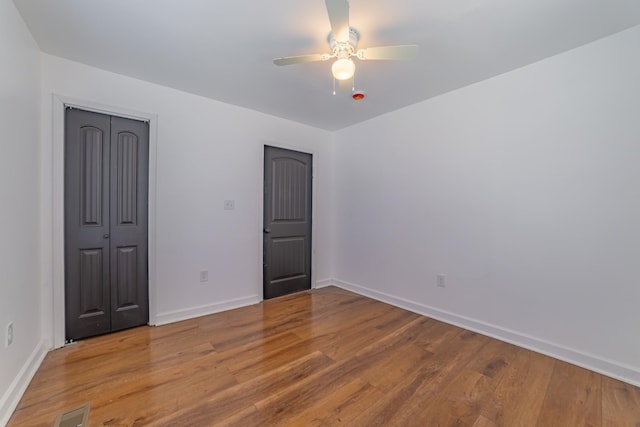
left=273, top=0, right=419, bottom=91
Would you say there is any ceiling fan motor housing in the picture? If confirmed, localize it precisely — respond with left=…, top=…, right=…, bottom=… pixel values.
left=328, top=27, right=360, bottom=58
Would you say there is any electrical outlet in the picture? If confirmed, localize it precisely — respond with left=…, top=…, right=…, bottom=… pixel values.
left=223, top=200, right=235, bottom=210
left=437, top=274, right=446, bottom=288
left=200, top=270, right=209, bottom=282
left=6, top=322, right=14, bottom=348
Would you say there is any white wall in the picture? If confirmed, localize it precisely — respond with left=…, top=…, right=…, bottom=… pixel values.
left=333, top=25, right=640, bottom=385
left=39, top=54, right=334, bottom=337
left=0, top=0, right=47, bottom=424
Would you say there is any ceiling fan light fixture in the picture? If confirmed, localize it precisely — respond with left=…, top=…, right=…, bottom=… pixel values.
left=331, top=58, right=355, bottom=80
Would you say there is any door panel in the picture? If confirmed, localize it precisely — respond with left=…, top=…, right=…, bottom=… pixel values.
left=270, top=237, right=307, bottom=280
left=110, top=116, right=148, bottom=331
left=65, top=109, right=148, bottom=340
left=114, top=246, right=139, bottom=310
left=79, top=127, right=105, bottom=226
left=65, top=109, right=111, bottom=339
left=77, top=249, right=106, bottom=319
left=272, top=158, right=307, bottom=221
left=115, top=131, right=138, bottom=224
left=263, top=146, right=312, bottom=299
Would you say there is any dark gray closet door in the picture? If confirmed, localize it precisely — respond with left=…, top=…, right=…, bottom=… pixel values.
left=65, top=108, right=148, bottom=341
left=65, top=109, right=111, bottom=339
left=108, top=116, right=149, bottom=332
left=263, top=146, right=312, bottom=299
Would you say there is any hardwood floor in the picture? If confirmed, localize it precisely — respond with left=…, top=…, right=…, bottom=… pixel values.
left=8, top=286, right=640, bottom=426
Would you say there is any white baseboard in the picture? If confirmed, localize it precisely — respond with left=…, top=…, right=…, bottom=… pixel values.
left=330, top=278, right=640, bottom=388
left=0, top=340, right=49, bottom=426
left=154, top=294, right=261, bottom=326
left=314, top=278, right=333, bottom=289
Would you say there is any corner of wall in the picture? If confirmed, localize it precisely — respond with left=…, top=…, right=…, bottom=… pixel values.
left=314, top=278, right=334, bottom=289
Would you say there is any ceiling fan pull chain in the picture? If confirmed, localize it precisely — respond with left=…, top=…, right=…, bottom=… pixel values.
left=333, top=78, right=336, bottom=95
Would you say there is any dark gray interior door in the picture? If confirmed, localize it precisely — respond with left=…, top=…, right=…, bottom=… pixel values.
left=108, top=116, right=149, bottom=332
left=65, top=109, right=111, bottom=339
left=65, top=108, right=149, bottom=341
left=263, top=146, right=312, bottom=299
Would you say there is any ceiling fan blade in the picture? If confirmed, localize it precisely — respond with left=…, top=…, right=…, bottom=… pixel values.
left=325, top=0, right=350, bottom=43
left=273, top=53, right=330, bottom=66
left=356, top=45, right=419, bottom=60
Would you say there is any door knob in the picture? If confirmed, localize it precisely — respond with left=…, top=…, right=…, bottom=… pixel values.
left=263, top=228, right=271, bottom=233
left=103, top=234, right=110, bottom=239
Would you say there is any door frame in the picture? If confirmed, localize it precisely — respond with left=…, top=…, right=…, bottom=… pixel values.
left=261, top=143, right=318, bottom=300
left=51, top=94, right=158, bottom=348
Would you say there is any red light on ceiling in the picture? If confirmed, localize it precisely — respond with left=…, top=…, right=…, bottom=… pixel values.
left=352, top=92, right=365, bottom=101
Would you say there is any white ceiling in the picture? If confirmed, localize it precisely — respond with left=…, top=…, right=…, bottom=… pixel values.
left=14, top=0, right=640, bottom=130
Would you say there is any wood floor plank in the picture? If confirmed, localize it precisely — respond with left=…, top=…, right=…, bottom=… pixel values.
left=415, top=340, right=527, bottom=426
left=473, top=414, right=499, bottom=427
left=214, top=405, right=266, bottom=427
left=277, top=378, right=383, bottom=427
left=307, top=319, right=390, bottom=361
left=225, top=335, right=319, bottom=383
left=250, top=346, right=385, bottom=422
left=7, top=287, right=640, bottom=426
left=349, top=329, right=491, bottom=426
left=86, top=348, right=238, bottom=426
left=287, top=297, right=395, bottom=341
left=372, top=304, right=422, bottom=332
left=358, top=341, right=434, bottom=393
left=356, top=318, right=436, bottom=393
left=426, top=339, right=524, bottom=423
left=246, top=317, right=433, bottom=424
left=602, top=375, right=640, bottom=426
left=413, top=316, right=465, bottom=352
left=212, top=331, right=302, bottom=367
left=536, top=361, right=602, bottom=426
left=152, top=350, right=334, bottom=426
left=490, top=346, right=555, bottom=426
left=417, top=369, right=490, bottom=426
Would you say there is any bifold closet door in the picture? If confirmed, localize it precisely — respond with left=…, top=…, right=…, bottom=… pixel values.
left=65, top=108, right=149, bottom=341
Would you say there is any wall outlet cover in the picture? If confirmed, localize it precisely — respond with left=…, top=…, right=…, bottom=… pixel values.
left=6, top=321, right=14, bottom=347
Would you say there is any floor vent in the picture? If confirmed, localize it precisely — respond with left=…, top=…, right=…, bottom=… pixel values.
left=53, top=403, right=90, bottom=427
